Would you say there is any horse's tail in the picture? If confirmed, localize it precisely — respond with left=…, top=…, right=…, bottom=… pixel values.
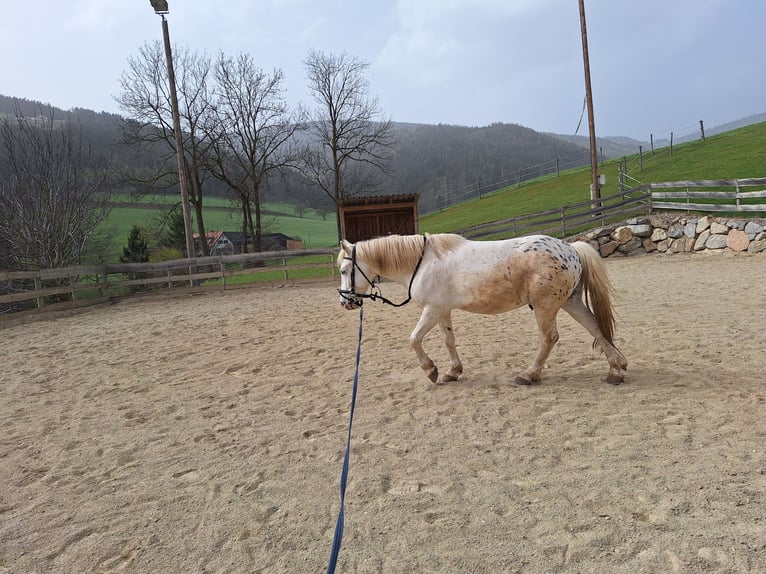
left=571, top=241, right=617, bottom=346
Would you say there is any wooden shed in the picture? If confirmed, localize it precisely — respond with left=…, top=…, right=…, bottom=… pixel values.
left=339, top=194, right=419, bottom=243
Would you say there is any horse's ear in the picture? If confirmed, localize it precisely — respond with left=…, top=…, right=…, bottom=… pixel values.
left=340, top=239, right=353, bottom=253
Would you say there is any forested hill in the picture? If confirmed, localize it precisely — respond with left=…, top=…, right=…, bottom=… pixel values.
left=0, top=94, right=705, bottom=212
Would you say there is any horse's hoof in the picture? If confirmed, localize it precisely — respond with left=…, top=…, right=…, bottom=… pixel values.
left=607, top=373, right=624, bottom=385
left=440, top=373, right=459, bottom=383
left=513, top=375, right=532, bottom=386
left=426, top=367, right=439, bottom=383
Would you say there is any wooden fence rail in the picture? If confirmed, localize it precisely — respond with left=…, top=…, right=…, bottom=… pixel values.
left=0, top=248, right=337, bottom=319
left=455, top=177, right=766, bottom=240
left=649, top=177, right=766, bottom=212
left=456, top=186, right=652, bottom=240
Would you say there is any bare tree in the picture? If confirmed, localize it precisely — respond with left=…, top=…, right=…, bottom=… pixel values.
left=117, top=41, right=216, bottom=255
left=0, top=105, right=112, bottom=270
left=301, top=50, right=395, bottom=240
left=207, top=52, right=301, bottom=253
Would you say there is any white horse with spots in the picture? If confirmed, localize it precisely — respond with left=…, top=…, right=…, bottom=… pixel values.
left=337, top=233, right=627, bottom=385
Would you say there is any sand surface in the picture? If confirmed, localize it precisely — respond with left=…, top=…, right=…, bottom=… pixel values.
left=1, top=252, right=765, bottom=573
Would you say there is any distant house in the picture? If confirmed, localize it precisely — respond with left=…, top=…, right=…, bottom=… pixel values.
left=193, top=231, right=302, bottom=255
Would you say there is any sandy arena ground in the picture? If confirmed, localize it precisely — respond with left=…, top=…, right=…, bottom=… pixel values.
left=1, top=252, right=765, bottom=573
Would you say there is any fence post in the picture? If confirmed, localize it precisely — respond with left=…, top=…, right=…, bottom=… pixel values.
left=100, top=267, right=108, bottom=298
left=561, top=207, right=567, bottom=236
left=699, top=120, right=705, bottom=141
left=670, top=132, right=674, bottom=156
left=220, top=257, right=227, bottom=290
left=34, top=276, right=45, bottom=309
left=70, top=275, right=77, bottom=303
left=639, top=146, right=643, bottom=172
left=282, top=258, right=288, bottom=281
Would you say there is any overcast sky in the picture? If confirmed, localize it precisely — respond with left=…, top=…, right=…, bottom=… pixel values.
left=2, top=0, right=763, bottom=140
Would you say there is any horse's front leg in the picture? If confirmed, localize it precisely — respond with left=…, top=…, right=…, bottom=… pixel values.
left=439, top=312, right=463, bottom=383
left=410, top=306, right=441, bottom=383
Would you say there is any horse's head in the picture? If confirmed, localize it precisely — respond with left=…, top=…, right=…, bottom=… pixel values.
left=337, top=239, right=374, bottom=310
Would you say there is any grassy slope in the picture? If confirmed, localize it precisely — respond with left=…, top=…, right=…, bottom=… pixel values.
left=420, top=122, right=766, bottom=234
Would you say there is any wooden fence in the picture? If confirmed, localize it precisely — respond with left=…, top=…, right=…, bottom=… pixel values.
left=456, top=186, right=652, bottom=240
left=0, top=248, right=336, bottom=319
left=455, top=177, right=766, bottom=240
left=3, top=177, right=764, bottom=319
left=649, top=177, right=766, bottom=212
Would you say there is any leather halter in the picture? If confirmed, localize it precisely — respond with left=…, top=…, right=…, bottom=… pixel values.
left=338, top=235, right=427, bottom=308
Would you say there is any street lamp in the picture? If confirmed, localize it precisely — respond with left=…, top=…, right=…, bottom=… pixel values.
left=149, top=0, right=196, bottom=260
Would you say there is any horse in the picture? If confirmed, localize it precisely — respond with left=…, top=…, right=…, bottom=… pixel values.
left=337, top=233, right=627, bottom=386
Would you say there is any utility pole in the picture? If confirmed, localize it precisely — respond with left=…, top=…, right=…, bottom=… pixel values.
left=578, top=0, right=600, bottom=205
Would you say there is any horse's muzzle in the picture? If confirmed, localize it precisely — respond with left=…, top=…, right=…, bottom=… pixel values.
left=338, top=289, right=361, bottom=310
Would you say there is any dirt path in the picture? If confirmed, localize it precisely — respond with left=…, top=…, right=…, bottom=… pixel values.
left=1, top=252, right=764, bottom=573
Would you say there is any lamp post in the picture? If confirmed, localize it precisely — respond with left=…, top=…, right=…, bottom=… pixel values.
left=149, top=0, right=196, bottom=260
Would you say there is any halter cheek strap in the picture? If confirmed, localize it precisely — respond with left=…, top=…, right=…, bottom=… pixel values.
left=338, top=235, right=427, bottom=308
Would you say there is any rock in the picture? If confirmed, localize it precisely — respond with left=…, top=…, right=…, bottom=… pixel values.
left=705, top=234, right=728, bottom=249
left=670, top=237, right=695, bottom=253
left=710, top=222, right=728, bottom=234
left=651, top=228, right=668, bottom=242
left=656, top=239, right=670, bottom=252
left=591, top=226, right=615, bottom=239
left=600, top=241, right=619, bottom=257
left=667, top=223, right=685, bottom=238
left=696, top=215, right=713, bottom=233
left=744, top=221, right=763, bottom=235
left=694, top=230, right=710, bottom=251
left=748, top=239, right=766, bottom=253
left=628, top=224, right=653, bottom=238
left=649, top=214, right=675, bottom=229
left=727, top=229, right=749, bottom=252
left=617, top=237, right=643, bottom=253
left=642, top=238, right=657, bottom=253
left=611, top=226, right=633, bottom=243
left=683, top=221, right=696, bottom=238
left=627, top=216, right=650, bottom=225
left=726, top=219, right=746, bottom=230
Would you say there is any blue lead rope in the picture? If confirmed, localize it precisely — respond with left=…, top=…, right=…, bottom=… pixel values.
left=326, top=306, right=364, bottom=574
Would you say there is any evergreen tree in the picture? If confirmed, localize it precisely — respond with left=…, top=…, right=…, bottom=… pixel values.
left=120, top=225, right=150, bottom=264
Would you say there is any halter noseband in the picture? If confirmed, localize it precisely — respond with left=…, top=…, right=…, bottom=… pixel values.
left=339, top=235, right=427, bottom=308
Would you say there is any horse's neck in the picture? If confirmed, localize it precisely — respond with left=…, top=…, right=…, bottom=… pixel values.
left=365, top=237, right=419, bottom=285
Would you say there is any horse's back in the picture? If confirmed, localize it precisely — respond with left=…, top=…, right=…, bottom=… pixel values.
left=422, top=235, right=582, bottom=314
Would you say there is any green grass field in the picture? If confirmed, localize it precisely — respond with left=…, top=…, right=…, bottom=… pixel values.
left=104, top=199, right=338, bottom=261
left=420, top=121, right=766, bottom=234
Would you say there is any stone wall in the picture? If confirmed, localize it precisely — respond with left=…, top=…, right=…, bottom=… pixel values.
left=577, top=214, right=766, bottom=257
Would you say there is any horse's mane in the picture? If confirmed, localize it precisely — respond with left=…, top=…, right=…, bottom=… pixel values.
left=358, top=233, right=464, bottom=275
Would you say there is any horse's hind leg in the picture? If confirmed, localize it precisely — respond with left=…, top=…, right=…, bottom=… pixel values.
left=438, top=312, right=463, bottom=383
left=562, top=296, right=627, bottom=385
left=515, top=307, right=560, bottom=386
left=410, top=306, right=441, bottom=383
